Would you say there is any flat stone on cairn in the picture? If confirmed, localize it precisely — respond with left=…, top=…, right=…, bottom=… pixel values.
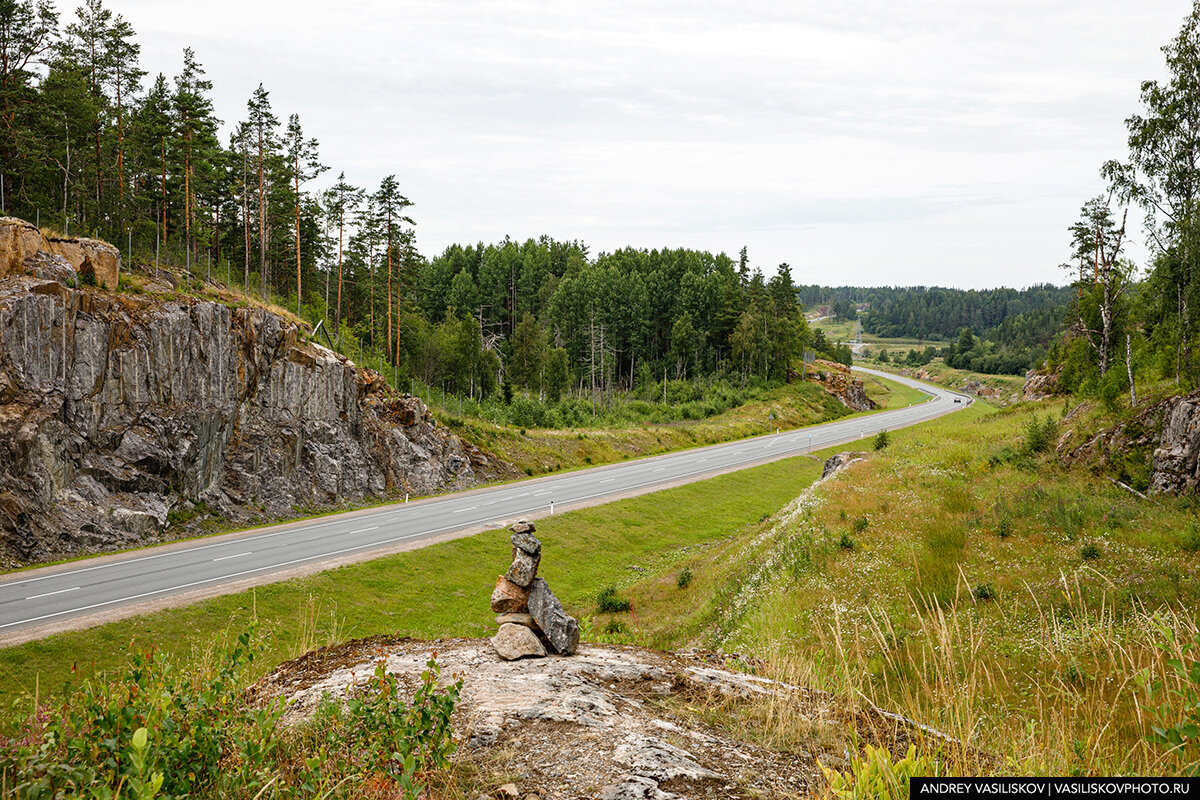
left=488, top=520, right=580, bottom=660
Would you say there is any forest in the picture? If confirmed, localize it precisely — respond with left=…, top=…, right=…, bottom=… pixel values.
left=799, top=284, right=1073, bottom=375
left=0, top=0, right=833, bottom=422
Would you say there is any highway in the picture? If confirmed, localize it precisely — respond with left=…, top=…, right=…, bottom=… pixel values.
left=0, top=367, right=969, bottom=644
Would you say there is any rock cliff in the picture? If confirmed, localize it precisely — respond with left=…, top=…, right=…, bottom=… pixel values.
left=1150, top=389, right=1200, bottom=494
left=811, top=360, right=876, bottom=412
left=0, top=272, right=513, bottom=566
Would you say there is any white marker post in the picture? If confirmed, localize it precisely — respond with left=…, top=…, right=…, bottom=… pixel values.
left=550, top=501, right=555, bottom=515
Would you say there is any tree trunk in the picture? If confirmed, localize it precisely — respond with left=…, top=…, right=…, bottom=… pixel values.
left=1126, top=332, right=1137, bottom=408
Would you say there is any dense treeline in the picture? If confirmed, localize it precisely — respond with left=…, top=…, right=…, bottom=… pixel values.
left=1050, top=1, right=1200, bottom=403
left=414, top=240, right=817, bottom=402
left=799, top=284, right=1072, bottom=375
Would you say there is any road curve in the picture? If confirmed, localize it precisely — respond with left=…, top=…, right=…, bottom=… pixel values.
left=0, top=368, right=969, bottom=645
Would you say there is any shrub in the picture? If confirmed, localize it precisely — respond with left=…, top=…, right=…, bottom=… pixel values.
left=1081, top=542, right=1102, bottom=560
left=873, top=429, right=890, bottom=450
left=597, top=585, right=631, bottom=613
left=839, top=532, right=856, bottom=551
left=1140, top=628, right=1200, bottom=775
left=1023, top=414, right=1058, bottom=455
left=853, top=516, right=869, bottom=534
left=605, top=619, right=626, bottom=634
left=973, top=583, right=995, bottom=601
left=677, top=567, right=694, bottom=588
left=995, top=515, right=1013, bottom=539
left=1181, top=521, right=1200, bottom=553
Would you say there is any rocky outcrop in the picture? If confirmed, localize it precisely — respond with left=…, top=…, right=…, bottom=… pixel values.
left=1150, top=389, right=1200, bottom=494
left=0, top=217, right=119, bottom=290
left=822, top=451, right=869, bottom=479
left=811, top=360, right=875, bottom=412
left=1022, top=368, right=1060, bottom=401
left=250, top=637, right=839, bottom=799
left=0, top=274, right=512, bottom=565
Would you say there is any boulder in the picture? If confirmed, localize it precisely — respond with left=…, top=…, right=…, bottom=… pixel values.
left=495, top=612, right=539, bottom=631
left=510, top=519, right=536, bottom=536
left=506, top=533, right=541, bottom=587
left=490, top=575, right=531, bottom=613
left=0, top=217, right=47, bottom=279
left=46, top=235, right=120, bottom=290
left=822, top=451, right=868, bottom=479
left=22, top=250, right=76, bottom=285
left=491, top=622, right=546, bottom=661
left=528, top=577, right=579, bottom=655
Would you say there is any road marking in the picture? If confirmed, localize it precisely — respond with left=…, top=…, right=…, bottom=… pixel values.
left=652, top=467, right=665, bottom=473
left=347, top=526, right=379, bottom=535
left=533, top=490, right=551, bottom=496
left=452, top=506, right=478, bottom=514
left=599, top=478, right=615, bottom=484
left=26, top=586, right=79, bottom=601
left=213, top=552, right=252, bottom=562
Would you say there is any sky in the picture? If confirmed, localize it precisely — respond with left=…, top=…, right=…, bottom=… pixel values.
left=101, top=0, right=1194, bottom=289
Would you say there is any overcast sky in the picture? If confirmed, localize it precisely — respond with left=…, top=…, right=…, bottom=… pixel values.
left=102, top=0, right=1192, bottom=289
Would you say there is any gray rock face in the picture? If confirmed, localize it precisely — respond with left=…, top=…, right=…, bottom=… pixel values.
left=491, top=622, right=547, bottom=661
left=1151, top=390, right=1200, bottom=494
left=528, top=577, right=580, bottom=655
left=22, top=251, right=76, bottom=285
left=505, top=534, right=541, bottom=587
left=0, top=277, right=512, bottom=565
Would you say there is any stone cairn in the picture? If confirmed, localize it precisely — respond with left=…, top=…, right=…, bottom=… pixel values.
left=489, top=520, right=579, bottom=660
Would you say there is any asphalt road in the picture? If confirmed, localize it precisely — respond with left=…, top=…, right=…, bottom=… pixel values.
left=0, top=367, right=970, bottom=644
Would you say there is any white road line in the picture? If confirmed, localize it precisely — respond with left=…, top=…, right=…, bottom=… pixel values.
left=347, top=526, right=379, bottom=535
left=652, top=468, right=665, bottom=473
left=599, top=478, right=615, bottom=484
left=213, top=552, right=252, bottom=562
left=533, top=490, right=551, bottom=496
left=26, top=586, right=79, bottom=601
left=452, top=506, right=478, bottom=514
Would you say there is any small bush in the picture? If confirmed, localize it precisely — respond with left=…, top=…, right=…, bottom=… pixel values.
left=972, top=583, right=995, bottom=601
left=873, top=429, right=890, bottom=450
left=524, top=466, right=534, bottom=476
left=597, top=585, right=631, bottom=613
left=995, top=515, right=1013, bottom=539
left=853, top=516, right=869, bottom=534
left=1081, top=542, right=1102, bottom=560
left=839, top=532, right=856, bottom=551
left=1181, top=521, right=1200, bottom=553
left=605, top=619, right=626, bottom=634
left=677, top=567, right=694, bottom=588
left=1023, top=414, right=1058, bottom=455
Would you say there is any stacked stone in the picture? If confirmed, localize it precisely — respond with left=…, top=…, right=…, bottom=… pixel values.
left=490, top=520, right=580, bottom=661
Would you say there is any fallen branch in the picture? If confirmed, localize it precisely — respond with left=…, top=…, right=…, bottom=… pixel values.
left=1107, top=476, right=1154, bottom=502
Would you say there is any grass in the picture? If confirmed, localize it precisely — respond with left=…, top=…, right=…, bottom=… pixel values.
left=584, top=401, right=1200, bottom=775
left=0, top=452, right=827, bottom=713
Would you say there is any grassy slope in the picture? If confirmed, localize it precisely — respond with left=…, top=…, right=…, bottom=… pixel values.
left=439, top=372, right=925, bottom=476
left=591, top=402, right=1200, bottom=775
left=0, top=454, right=826, bottom=713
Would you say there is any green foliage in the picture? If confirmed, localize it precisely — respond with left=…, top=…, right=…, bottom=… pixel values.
left=1081, top=542, right=1102, bottom=560
left=853, top=516, right=870, bottom=534
left=839, top=532, right=856, bottom=551
left=677, top=567, right=694, bottom=589
left=597, top=585, right=632, bottom=613
left=820, top=744, right=942, bottom=799
left=0, top=632, right=461, bottom=799
left=972, top=583, right=995, bottom=601
left=1180, top=521, right=1200, bottom=553
left=1022, top=414, right=1058, bottom=455
left=872, top=429, right=890, bottom=451
left=605, top=619, right=626, bottom=634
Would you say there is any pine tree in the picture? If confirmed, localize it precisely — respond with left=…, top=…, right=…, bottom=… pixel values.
left=284, top=113, right=324, bottom=314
